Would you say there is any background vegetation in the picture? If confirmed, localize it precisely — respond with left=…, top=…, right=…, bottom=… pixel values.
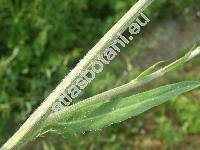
left=0, top=0, right=200, bottom=149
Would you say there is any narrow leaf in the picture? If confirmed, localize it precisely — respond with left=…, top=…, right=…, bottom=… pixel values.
left=136, top=61, right=164, bottom=80
left=41, top=81, right=200, bottom=135
left=159, top=50, right=192, bottom=74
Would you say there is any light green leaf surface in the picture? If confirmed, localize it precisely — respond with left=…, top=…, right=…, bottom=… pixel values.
left=136, top=61, right=164, bottom=80
left=42, top=81, right=200, bottom=135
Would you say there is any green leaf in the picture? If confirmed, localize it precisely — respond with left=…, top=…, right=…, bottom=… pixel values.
left=159, top=50, right=192, bottom=74
left=136, top=61, right=164, bottom=80
left=41, top=81, right=200, bottom=136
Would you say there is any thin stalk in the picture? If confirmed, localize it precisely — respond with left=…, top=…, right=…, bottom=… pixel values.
left=1, top=0, right=154, bottom=149
left=46, top=47, right=200, bottom=123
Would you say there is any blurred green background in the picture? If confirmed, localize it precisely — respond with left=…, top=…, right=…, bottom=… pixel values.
left=0, top=0, right=200, bottom=149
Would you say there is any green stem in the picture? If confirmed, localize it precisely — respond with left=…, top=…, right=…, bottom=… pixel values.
left=1, top=0, right=154, bottom=149
left=46, top=47, right=200, bottom=123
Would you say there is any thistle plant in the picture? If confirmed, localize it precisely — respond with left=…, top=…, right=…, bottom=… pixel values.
left=1, top=0, right=200, bottom=149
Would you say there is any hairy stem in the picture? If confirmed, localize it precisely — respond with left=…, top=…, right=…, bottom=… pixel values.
left=1, top=0, right=154, bottom=149
left=46, top=47, right=200, bottom=123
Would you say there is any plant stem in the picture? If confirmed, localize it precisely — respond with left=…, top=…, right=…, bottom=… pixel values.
left=1, top=0, right=154, bottom=149
left=46, top=47, right=200, bottom=123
